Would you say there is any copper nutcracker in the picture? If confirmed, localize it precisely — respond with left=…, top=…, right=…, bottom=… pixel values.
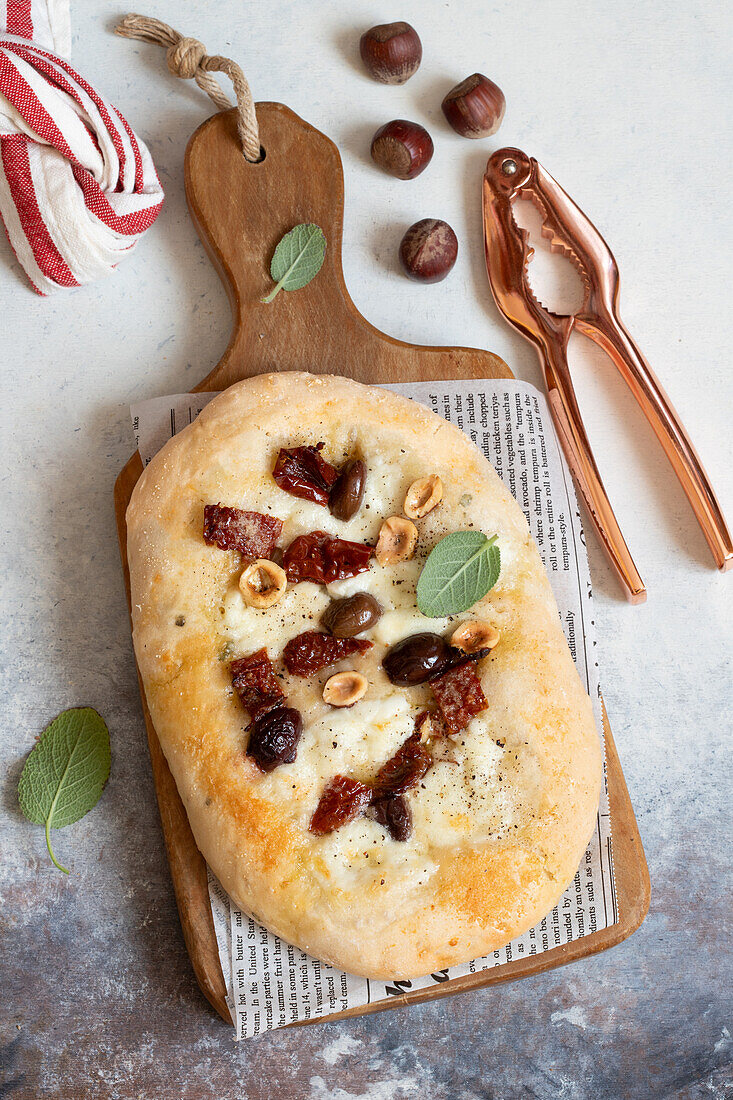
left=482, top=147, right=732, bottom=603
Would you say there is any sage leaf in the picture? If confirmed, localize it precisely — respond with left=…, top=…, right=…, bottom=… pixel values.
left=261, top=223, right=326, bottom=303
left=18, top=707, right=111, bottom=874
left=417, top=531, right=500, bottom=618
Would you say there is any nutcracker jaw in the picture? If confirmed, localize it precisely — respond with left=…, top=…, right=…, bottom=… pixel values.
left=482, top=148, right=732, bottom=602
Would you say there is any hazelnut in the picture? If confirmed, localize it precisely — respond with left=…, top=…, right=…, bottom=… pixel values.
left=359, top=21, right=422, bottom=84
left=399, top=219, right=458, bottom=283
left=323, top=670, right=368, bottom=708
left=450, top=620, right=500, bottom=654
left=404, top=475, right=443, bottom=519
left=239, top=559, right=287, bottom=608
left=441, top=73, right=505, bottom=139
left=375, top=515, right=418, bottom=565
left=371, top=120, right=433, bottom=180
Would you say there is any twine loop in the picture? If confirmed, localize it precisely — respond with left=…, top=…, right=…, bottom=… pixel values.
left=115, top=13, right=261, bottom=162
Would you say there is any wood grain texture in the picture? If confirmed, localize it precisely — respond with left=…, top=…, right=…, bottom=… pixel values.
left=114, top=103, right=649, bottom=1029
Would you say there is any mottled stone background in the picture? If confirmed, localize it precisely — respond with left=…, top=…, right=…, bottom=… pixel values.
left=2, top=1, right=731, bottom=1097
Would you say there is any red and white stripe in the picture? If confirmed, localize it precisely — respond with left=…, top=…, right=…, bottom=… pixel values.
left=0, top=0, right=163, bottom=293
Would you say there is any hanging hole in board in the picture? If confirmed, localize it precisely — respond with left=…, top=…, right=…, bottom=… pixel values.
left=245, top=145, right=267, bottom=164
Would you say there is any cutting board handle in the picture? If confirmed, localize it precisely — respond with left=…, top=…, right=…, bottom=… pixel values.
left=184, top=104, right=510, bottom=391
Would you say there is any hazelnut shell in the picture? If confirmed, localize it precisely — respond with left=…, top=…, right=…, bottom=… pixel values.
left=442, top=73, right=506, bottom=139
left=371, top=119, right=433, bottom=180
left=359, top=21, right=422, bottom=84
left=399, top=219, right=458, bottom=283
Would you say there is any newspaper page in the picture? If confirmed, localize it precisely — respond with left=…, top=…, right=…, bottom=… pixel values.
left=130, top=378, right=616, bottom=1040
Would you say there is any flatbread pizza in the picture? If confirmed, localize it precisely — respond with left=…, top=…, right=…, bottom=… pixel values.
left=127, top=372, right=601, bottom=979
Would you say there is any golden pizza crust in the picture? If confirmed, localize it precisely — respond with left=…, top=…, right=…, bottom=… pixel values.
left=126, top=372, right=602, bottom=979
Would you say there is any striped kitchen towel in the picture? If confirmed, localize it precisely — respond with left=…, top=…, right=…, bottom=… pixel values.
left=0, top=0, right=163, bottom=293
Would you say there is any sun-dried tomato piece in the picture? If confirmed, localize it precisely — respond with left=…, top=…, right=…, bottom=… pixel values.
left=430, top=661, right=487, bottom=735
left=310, top=775, right=372, bottom=836
left=283, top=631, right=372, bottom=677
left=203, top=504, right=283, bottom=557
left=272, top=443, right=338, bottom=506
left=373, top=734, right=432, bottom=797
left=283, top=531, right=372, bottom=585
left=282, top=531, right=329, bottom=583
left=368, top=794, right=412, bottom=841
left=247, top=706, right=302, bottom=772
left=230, top=648, right=286, bottom=718
left=320, top=536, right=373, bottom=582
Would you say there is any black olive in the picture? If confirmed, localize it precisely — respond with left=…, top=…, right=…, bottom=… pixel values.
left=321, top=592, right=382, bottom=637
left=382, top=632, right=451, bottom=685
left=368, top=795, right=412, bottom=841
left=247, top=706, right=302, bottom=772
left=329, top=459, right=366, bottom=521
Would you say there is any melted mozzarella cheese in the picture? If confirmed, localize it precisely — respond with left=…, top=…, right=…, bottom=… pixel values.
left=284, top=693, right=416, bottom=804
left=224, top=581, right=332, bottom=656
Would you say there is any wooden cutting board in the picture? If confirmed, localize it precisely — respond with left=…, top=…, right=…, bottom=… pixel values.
left=114, top=103, right=650, bottom=1027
